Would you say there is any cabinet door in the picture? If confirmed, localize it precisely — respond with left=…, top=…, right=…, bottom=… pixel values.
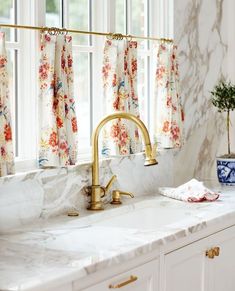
left=208, top=226, right=235, bottom=291
left=82, top=259, right=159, bottom=291
left=164, top=239, right=208, bottom=291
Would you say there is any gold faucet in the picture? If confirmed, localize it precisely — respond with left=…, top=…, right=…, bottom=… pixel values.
left=87, top=112, right=158, bottom=211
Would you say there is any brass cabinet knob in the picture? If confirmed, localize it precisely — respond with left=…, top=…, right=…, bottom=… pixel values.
left=213, top=247, right=220, bottom=256
left=206, top=246, right=220, bottom=259
left=206, top=248, right=215, bottom=259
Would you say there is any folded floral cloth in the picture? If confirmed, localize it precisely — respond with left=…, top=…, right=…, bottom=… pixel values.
left=159, top=179, right=220, bottom=202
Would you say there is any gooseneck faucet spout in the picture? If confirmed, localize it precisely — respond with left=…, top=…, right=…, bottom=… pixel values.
left=87, top=112, right=158, bottom=211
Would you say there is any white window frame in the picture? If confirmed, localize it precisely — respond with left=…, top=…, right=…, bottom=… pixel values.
left=3, top=0, right=173, bottom=173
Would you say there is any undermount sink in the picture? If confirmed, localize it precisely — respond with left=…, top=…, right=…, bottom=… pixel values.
left=95, top=199, right=198, bottom=230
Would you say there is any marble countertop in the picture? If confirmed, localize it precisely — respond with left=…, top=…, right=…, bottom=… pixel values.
left=1, top=186, right=235, bottom=291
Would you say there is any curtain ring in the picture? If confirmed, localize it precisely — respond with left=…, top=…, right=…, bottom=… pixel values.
left=118, top=33, right=123, bottom=40
left=113, top=33, right=123, bottom=40
left=49, top=27, right=57, bottom=35
left=64, top=28, right=68, bottom=35
left=126, top=34, right=132, bottom=41
left=60, top=28, right=68, bottom=35
left=41, top=26, right=48, bottom=34
left=49, top=27, right=53, bottom=35
left=106, top=32, right=113, bottom=40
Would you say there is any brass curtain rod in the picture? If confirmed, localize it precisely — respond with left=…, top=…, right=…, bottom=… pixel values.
left=0, top=23, right=173, bottom=42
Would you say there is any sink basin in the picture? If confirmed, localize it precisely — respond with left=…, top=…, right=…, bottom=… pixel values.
left=95, top=199, right=198, bottom=230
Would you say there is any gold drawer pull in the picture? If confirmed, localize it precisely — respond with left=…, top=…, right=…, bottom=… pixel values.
left=109, top=275, right=138, bottom=289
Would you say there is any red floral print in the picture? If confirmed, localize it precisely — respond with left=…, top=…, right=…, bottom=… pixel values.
left=162, top=121, right=170, bottom=133
left=61, top=56, right=66, bottom=70
left=171, top=123, right=180, bottom=141
left=71, top=117, right=78, bottom=133
left=154, top=42, right=183, bottom=148
left=131, top=59, right=137, bottom=75
left=4, top=124, right=12, bottom=141
left=59, top=141, right=68, bottom=150
left=68, top=55, right=73, bottom=67
left=111, top=123, right=120, bottom=139
left=49, top=132, right=58, bottom=147
left=102, top=39, right=142, bottom=156
left=39, top=33, right=78, bottom=167
left=0, top=57, right=7, bottom=68
left=39, top=63, right=50, bottom=81
left=56, top=117, right=63, bottom=128
left=112, top=74, right=117, bottom=87
left=0, top=32, right=15, bottom=175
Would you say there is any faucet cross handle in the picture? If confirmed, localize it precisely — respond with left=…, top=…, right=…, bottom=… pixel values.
left=103, top=175, right=117, bottom=196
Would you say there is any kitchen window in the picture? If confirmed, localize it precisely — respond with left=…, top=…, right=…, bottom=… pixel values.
left=0, top=0, right=173, bottom=171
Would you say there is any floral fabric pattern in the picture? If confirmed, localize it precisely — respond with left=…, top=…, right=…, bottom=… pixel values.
left=153, top=42, right=184, bottom=148
left=0, top=32, right=14, bottom=176
left=39, top=33, right=78, bottom=167
left=102, top=39, right=142, bottom=156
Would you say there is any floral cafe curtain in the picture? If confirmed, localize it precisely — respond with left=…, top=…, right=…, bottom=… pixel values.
left=38, top=33, right=78, bottom=167
left=102, top=39, right=142, bottom=156
left=0, top=32, right=14, bottom=176
left=153, top=42, right=184, bottom=148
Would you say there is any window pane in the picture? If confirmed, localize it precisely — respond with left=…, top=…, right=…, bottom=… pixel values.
left=131, top=0, right=145, bottom=35
left=115, top=0, right=125, bottom=33
left=0, top=0, right=16, bottom=41
left=131, top=0, right=146, bottom=48
left=46, top=0, right=61, bottom=27
left=68, top=0, right=90, bottom=45
left=73, top=52, right=90, bottom=150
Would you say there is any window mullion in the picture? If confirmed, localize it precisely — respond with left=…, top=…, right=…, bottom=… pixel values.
left=91, top=0, right=106, bottom=132
left=126, top=0, right=132, bottom=34
left=62, top=0, right=69, bottom=28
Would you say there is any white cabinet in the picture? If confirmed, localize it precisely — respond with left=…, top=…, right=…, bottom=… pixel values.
left=164, top=237, right=208, bottom=291
left=207, top=226, right=235, bottom=291
left=164, top=225, right=235, bottom=291
left=82, top=259, right=159, bottom=291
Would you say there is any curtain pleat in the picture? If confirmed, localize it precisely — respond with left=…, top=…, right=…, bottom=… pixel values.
left=0, top=32, right=14, bottom=176
left=153, top=42, right=184, bottom=148
left=38, top=33, right=78, bottom=167
left=102, top=39, right=142, bottom=156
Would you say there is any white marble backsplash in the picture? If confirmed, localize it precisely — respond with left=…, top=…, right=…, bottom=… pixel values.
left=0, top=152, right=173, bottom=223
left=173, top=0, right=233, bottom=184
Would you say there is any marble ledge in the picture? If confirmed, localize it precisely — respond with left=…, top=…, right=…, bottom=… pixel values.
left=0, top=149, right=176, bottom=186
left=1, top=187, right=235, bottom=291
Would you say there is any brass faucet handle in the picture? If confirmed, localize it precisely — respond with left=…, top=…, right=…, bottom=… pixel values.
left=111, top=190, right=134, bottom=205
left=105, top=175, right=117, bottom=194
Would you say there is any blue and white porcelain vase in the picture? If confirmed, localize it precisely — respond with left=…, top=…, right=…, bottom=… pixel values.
left=217, top=157, right=235, bottom=185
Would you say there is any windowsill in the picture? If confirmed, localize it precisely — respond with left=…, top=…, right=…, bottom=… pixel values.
left=2, top=148, right=177, bottom=183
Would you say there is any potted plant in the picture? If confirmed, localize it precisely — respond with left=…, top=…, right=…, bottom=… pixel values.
left=211, top=81, right=235, bottom=185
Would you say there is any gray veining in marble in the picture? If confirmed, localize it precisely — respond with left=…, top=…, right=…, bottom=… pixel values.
left=173, top=0, right=234, bottom=184
left=1, top=187, right=235, bottom=291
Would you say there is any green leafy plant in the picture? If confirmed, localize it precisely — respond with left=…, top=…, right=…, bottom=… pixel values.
left=211, top=81, right=235, bottom=157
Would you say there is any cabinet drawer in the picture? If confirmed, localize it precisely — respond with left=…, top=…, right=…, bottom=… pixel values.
left=81, top=259, right=159, bottom=291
